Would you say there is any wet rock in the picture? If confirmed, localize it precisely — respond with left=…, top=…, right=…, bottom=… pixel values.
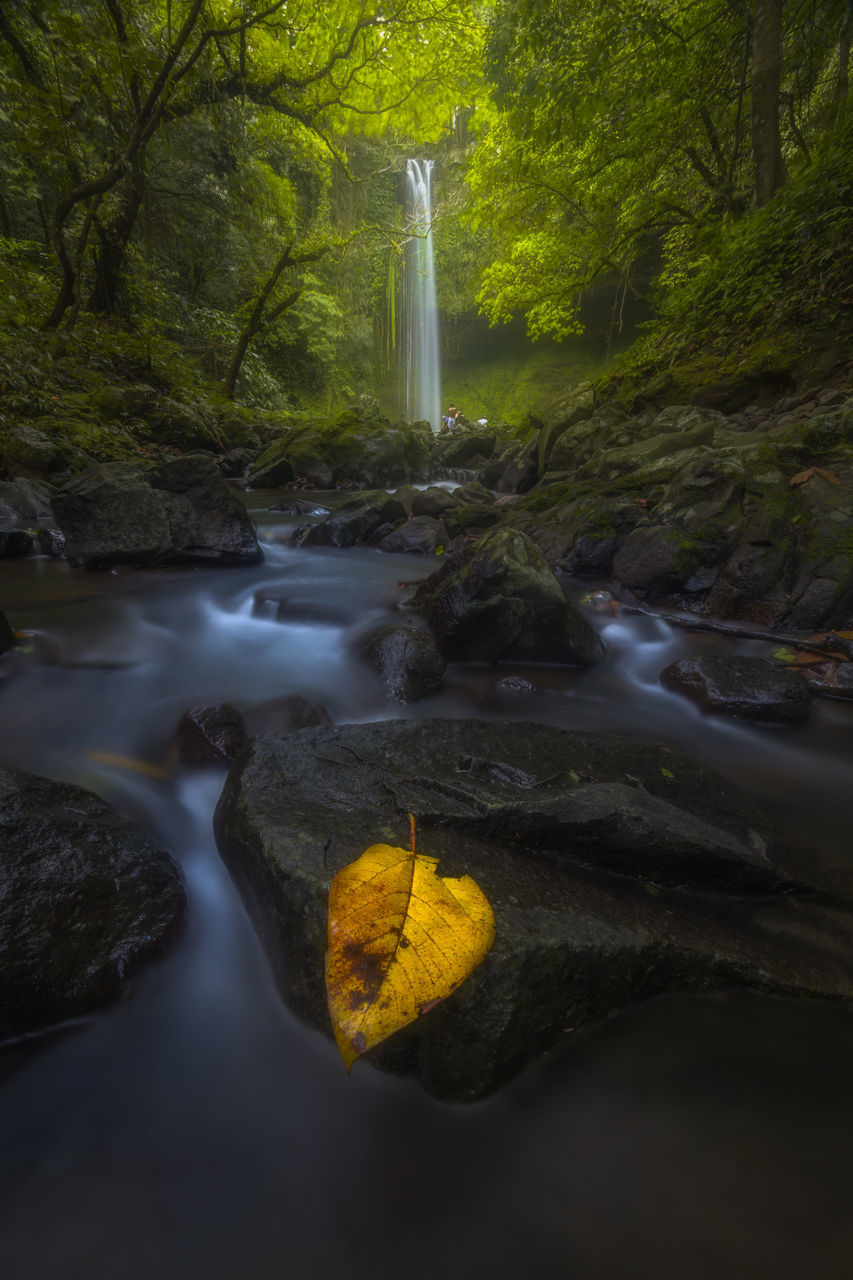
left=660, top=656, right=812, bottom=724
left=0, top=608, right=14, bottom=655
left=411, top=527, right=604, bottom=664
left=0, top=529, right=34, bottom=558
left=176, top=703, right=247, bottom=765
left=577, top=419, right=717, bottom=483
left=484, top=438, right=539, bottom=493
left=214, top=719, right=852, bottom=1100
left=50, top=455, right=263, bottom=569
left=377, top=516, right=448, bottom=555
left=267, top=499, right=330, bottom=517
left=437, top=433, right=497, bottom=468
left=301, top=493, right=406, bottom=548
left=355, top=624, right=445, bottom=701
left=36, top=527, right=67, bottom=559
left=0, top=765, right=186, bottom=1038
left=411, top=486, right=460, bottom=518
left=0, top=478, right=55, bottom=521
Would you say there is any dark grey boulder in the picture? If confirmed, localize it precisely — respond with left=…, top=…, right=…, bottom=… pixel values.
left=355, top=624, right=445, bottom=701
left=444, top=503, right=504, bottom=538
left=213, top=719, right=852, bottom=1100
left=0, top=528, right=34, bottom=558
left=176, top=703, right=247, bottom=766
left=0, top=766, right=186, bottom=1038
left=36, top=527, right=67, bottom=559
left=411, top=526, right=604, bottom=664
left=377, top=516, right=448, bottom=555
left=660, top=655, right=812, bottom=724
left=438, top=433, right=496, bottom=468
left=0, top=425, right=92, bottom=478
left=411, top=486, right=461, bottom=518
left=0, top=608, right=14, bottom=655
left=50, top=455, right=263, bottom=568
left=300, top=493, right=406, bottom=548
left=248, top=436, right=297, bottom=488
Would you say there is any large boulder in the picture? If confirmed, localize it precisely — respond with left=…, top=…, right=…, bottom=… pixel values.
left=0, top=766, right=186, bottom=1038
left=660, top=656, right=812, bottom=724
left=0, top=424, right=92, bottom=478
left=50, top=455, right=263, bottom=568
left=377, top=515, right=448, bottom=555
left=213, top=720, right=853, bottom=1100
left=410, top=526, right=604, bottom=664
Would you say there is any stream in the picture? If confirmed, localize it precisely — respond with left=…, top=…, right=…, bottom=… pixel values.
left=1, top=489, right=852, bottom=1280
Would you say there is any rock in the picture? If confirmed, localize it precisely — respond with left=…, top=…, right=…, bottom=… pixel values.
left=483, top=438, right=539, bottom=493
left=0, top=425, right=91, bottom=478
left=411, top=527, right=604, bottom=664
left=411, top=486, right=461, bottom=518
left=0, top=765, right=186, bottom=1038
left=377, top=516, right=448, bottom=555
left=0, top=608, right=14, bottom=655
left=218, top=448, right=254, bottom=478
left=0, top=528, right=34, bottom=558
left=50, top=455, right=263, bottom=569
left=248, top=436, right=297, bottom=488
left=576, top=419, right=717, bottom=483
left=300, top=493, right=406, bottom=548
left=537, top=383, right=597, bottom=471
left=213, top=720, right=852, bottom=1100
left=660, top=656, right=812, bottom=724
left=36, top=527, right=67, bottom=559
left=0, top=478, right=54, bottom=521
left=176, top=703, right=247, bottom=765
left=147, top=397, right=219, bottom=449
left=287, top=445, right=334, bottom=489
left=438, top=433, right=497, bottom=468
left=355, top=624, right=445, bottom=701
left=242, top=695, right=332, bottom=737
left=453, top=481, right=496, bottom=505
left=443, top=503, right=504, bottom=538
left=267, top=499, right=330, bottom=516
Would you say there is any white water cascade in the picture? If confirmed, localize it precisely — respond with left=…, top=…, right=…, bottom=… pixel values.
left=404, top=158, right=440, bottom=433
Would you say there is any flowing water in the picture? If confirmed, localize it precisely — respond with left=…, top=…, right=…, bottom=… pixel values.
left=1, top=491, right=853, bottom=1280
left=404, top=160, right=440, bottom=433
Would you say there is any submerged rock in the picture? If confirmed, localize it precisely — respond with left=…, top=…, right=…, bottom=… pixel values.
left=355, top=623, right=445, bottom=702
left=214, top=719, right=852, bottom=1100
left=411, top=526, right=604, bottom=664
left=0, top=766, right=186, bottom=1038
left=660, top=655, right=812, bottom=724
left=50, top=455, right=263, bottom=568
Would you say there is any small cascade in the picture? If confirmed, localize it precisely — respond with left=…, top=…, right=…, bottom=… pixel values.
left=404, top=158, right=440, bottom=433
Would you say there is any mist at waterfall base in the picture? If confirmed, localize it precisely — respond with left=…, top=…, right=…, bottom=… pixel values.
left=404, top=159, right=440, bottom=433
left=1, top=495, right=853, bottom=1279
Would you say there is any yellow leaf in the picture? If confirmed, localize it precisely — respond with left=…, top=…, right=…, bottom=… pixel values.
left=325, top=820, right=495, bottom=1071
left=86, top=750, right=169, bottom=780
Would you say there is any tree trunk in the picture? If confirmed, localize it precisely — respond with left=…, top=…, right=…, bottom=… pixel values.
left=88, top=161, right=146, bottom=315
left=751, top=0, right=787, bottom=206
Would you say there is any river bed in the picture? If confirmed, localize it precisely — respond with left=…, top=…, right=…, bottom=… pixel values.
left=1, top=493, right=852, bottom=1280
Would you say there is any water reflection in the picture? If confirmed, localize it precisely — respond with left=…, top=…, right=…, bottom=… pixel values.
left=2, top=498, right=853, bottom=1279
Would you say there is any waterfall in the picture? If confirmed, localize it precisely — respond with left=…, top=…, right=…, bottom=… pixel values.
left=404, top=159, right=440, bottom=433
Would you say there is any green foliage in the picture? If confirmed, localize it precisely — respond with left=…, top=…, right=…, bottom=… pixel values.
left=468, top=0, right=848, bottom=341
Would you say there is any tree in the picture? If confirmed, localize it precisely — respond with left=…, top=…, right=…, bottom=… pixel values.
left=0, top=0, right=482, bottom=332
left=467, top=0, right=846, bottom=341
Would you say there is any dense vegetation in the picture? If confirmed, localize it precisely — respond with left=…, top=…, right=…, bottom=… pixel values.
left=0, top=0, right=850, bottom=436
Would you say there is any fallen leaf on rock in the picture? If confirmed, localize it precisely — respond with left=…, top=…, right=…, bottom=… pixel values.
left=326, top=815, right=496, bottom=1071
left=789, top=466, right=840, bottom=487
